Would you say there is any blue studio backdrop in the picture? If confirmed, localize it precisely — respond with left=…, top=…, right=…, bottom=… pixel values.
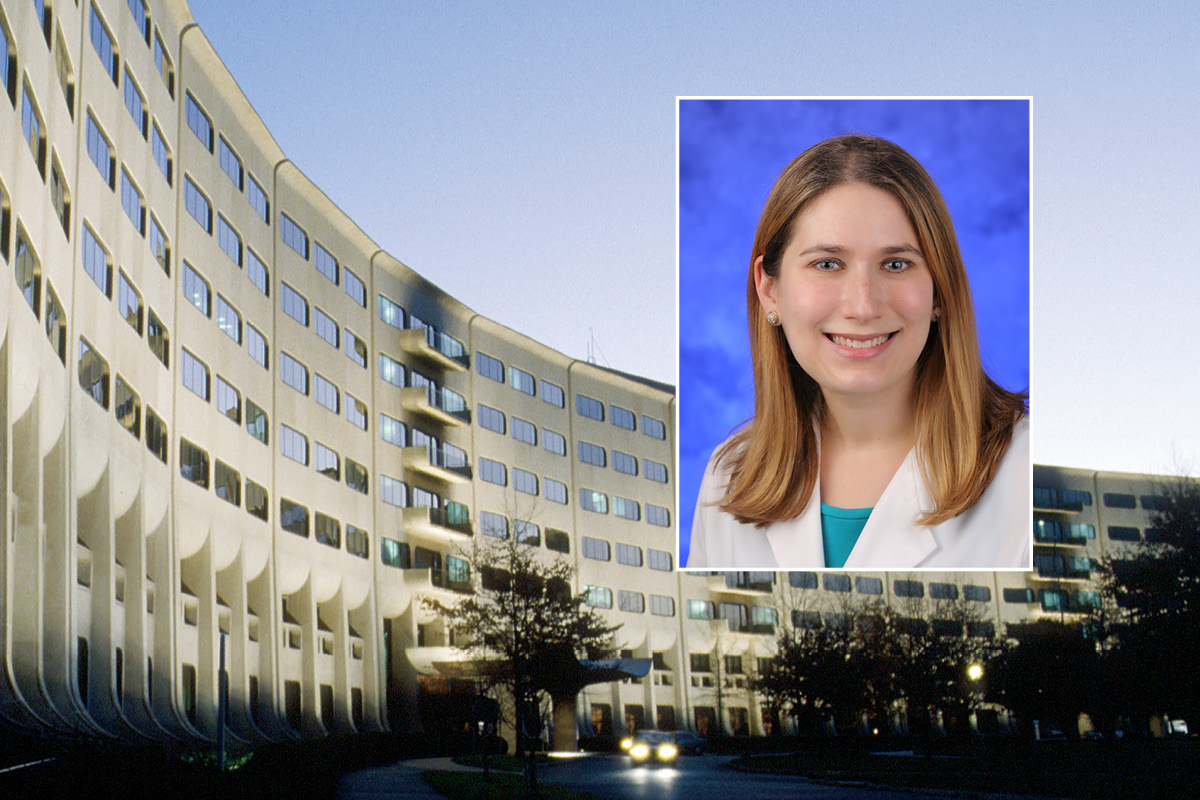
left=678, top=98, right=1030, bottom=567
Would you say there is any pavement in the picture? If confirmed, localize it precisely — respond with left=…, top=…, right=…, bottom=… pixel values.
left=336, top=757, right=465, bottom=799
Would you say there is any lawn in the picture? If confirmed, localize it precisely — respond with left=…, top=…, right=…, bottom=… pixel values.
left=424, top=769, right=606, bottom=800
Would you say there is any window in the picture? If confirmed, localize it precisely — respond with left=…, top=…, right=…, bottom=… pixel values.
left=582, top=537, right=610, bottom=561
left=345, top=394, right=367, bottom=430
left=789, top=571, right=817, bottom=589
left=184, top=177, right=211, bottom=232
left=687, top=600, right=714, bottom=620
left=280, top=499, right=308, bottom=537
left=147, top=310, right=168, bottom=367
left=476, top=352, right=503, bottom=382
left=0, top=15, right=11, bottom=106
left=314, top=242, right=338, bottom=284
left=894, top=580, right=925, bottom=598
left=248, top=174, right=268, bottom=222
left=346, top=460, right=368, bottom=495
left=642, top=416, right=666, bottom=439
left=646, top=504, right=671, bottom=527
left=514, top=520, right=540, bottom=546
left=724, top=655, right=744, bottom=675
left=215, top=461, right=240, bottom=506
left=21, top=85, right=45, bottom=177
left=377, top=294, right=404, bottom=330
left=616, top=543, right=642, bottom=567
left=1003, top=587, right=1035, bottom=604
left=246, top=399, right=267, bottom=444
left=378, top=353, right=405, bottom=388
left=50, top=156, right=70, bottom=237
left=380, top=538, right=409, bottom=569
left=585, top=586, right=613, bottom=609
left=280, top=424, right=308, bottom=465
left=929, top=582, right=958, bottom=600
left=576, top=394, right=604, bottom=421
left=246, top=480, right=268, bottom=521
left=480, top=511, right=507, bottom=539
left=185, top=93, right=212, bottom=150
left=90, top=4, right=118, bottom=83
left=147, top=123, right=172, bottom=185
left=479, top=457, right=507, bottom=486
left=546, top=529, right=570, bottom=553
left=611, top=405, right=636, bottom=430
left=45, top=283, right=67, bottom=364
left=218, top=137, right=243, bottom=189
left=332, top=265, right=364, bottom=306
left=823, top=574, right=851, bottom=593
left=280, top=213, right=308, bottom=258
left=1108, top=525, right=1140, bottom=542
left=149, top=215, right=169, bottom=273
left=379, top=414, right=406, bottom=447
left=15, top=230, right=41, bottom=316
left=1032, top=486, right=1092, bottom=510
left=123, top=69, right=146, bottom=137
left=650, top=595, right=675, bottom=617
left=347, top=526, right=369, bottom=559
left=580, top=489, right=608, bottom=514
left=536, top=380, right=564, bottom=408
left=55, top=28, right=74, bottom=116
left=342, top=329, right=367, bottom=368
left=613, top=451, right=637, bottom=475
left=508, top=366, right=535, bottom=395
left=618, top=591, right=644, bottom=613
left=247, top=249, right=269, bottom=296
left=114, top=377, right=139, bottom=438
left=544, top=478, right=567, bottom=505
left=279, top=353, right=308, bottom=395
left=181, top=261, right=210, bottom=316
left=644, top=460, right=668, bottom=483
left=216, top=296, right=241, bottom=343
left=153, top=31, right=174, bottom=96
left=855, top=576, right=883, bottom=595
left=478, top=404, right=505, bottom=434
left=513, top=468, right=538, bottom=496
left=314, top=443, right=340, bottom=481
left=178, top=348, right=210, bottom=400
left=314, top=308, right=339, bottom=348
left=145, top=407, right=167, bottom=462
left=719, top=602, right=748, bottom=632
left=217, top=216, right=242, bottom=265
left=179, top=439, right=208, bottom=487
left=542, top=429, right=566, bottom=456
left=1141, top=494, right=1171, bottom=511
left=512, top=417, right=536, bottom=445
left=215, top=376, right=240, bottom=423
left=280, top=282, right=308, bottom=326
left=313, top=373, right=339, bottom=413
left=379, top=475, right=407, bottom=507
left=246, top=324, right=268, bottom=369
left=578, top=441, right=606, bottom=467
left=963, top=584, right=991, bottom=602
left=613, top=496, right=640, bottom=521
left=647, top=549, right=672, bottom=571
left=85, top=113, right=114, bottom=188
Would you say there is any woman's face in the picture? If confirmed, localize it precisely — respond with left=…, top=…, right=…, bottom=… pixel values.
left=755, top=182, right=936, bottom=405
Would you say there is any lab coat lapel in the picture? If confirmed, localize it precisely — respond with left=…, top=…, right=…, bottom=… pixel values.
left=764, top=472, right=826, bottom=567
left=842, top=449, right=939, bottom=569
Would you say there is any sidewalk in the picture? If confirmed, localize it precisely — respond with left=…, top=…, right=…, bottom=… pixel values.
left=337, top=756, right=473, bottom=799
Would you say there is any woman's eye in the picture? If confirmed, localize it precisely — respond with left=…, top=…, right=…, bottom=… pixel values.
left=883, top=259, right=911, bottom=272
left=814, top=259, right=840, bottom=271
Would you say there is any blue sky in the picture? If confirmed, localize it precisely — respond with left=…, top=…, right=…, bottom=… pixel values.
left=189, top=1, right=1200, bottom=482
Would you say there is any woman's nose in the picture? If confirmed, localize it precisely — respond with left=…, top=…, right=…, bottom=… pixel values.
left=842, top=267, right=882, bottom=320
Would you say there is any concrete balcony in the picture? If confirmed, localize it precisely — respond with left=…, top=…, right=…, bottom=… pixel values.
left=403, top=505, right=473, bottom=542
left=402, top=566, right=473, bottom=596
left=402, top=445, right=472, bottom=484
left=400, top=328, right=468, bottom=372
left=400, top=385, right=470, bottom=427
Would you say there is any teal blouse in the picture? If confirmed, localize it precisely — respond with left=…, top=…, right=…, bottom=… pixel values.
left=819, top=502, right=873, bottom=568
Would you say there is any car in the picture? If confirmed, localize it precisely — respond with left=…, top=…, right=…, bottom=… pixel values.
left=626, top=732, right=679, bottom=766
left=666, top=730, right=707, bottom=755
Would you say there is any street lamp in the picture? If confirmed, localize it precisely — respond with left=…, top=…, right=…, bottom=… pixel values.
left=967, top=663, right=984, bottom=682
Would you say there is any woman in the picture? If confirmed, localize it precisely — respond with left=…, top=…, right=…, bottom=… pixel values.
left=688, top=134, right=1029, bottom=570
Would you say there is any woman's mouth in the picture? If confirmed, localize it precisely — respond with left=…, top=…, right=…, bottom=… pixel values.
left=826, top=332, right=896, bottom=349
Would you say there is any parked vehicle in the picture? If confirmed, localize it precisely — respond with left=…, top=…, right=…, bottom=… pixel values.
left=627, top=732, right=679, bottom=766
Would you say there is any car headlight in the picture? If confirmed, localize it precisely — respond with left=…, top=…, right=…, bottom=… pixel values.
left=620, top=737, right=633, bottom=751
left=630, top=743, right=650, bottom=759
left=657, top=743, right=678, bottom=760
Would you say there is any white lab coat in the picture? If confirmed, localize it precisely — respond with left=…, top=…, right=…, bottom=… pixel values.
left=687, top=417, right=1031, bottom=570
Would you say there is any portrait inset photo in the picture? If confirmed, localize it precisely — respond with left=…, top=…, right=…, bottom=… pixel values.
left=679, top=98, right=1031, bottom=571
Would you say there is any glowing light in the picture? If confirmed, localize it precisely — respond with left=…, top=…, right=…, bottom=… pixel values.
left=968, top=663, right=984, bottom=681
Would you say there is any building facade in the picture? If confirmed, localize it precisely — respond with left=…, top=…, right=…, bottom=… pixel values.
left=0, top=0, right=1172, bottom=747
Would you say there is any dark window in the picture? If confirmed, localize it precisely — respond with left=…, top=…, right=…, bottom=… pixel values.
left=1103, top=492, right=1137, bottom=509
left=1108, top=525, right=1140, bottom=542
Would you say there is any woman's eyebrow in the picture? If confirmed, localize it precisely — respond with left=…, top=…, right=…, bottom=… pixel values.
left=881, top=244, right=923, bottom=256
left=796, top=243, right=923, bottom=256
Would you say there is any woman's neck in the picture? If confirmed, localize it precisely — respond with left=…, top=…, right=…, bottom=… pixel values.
left=820, top=384, right=916, bottom=451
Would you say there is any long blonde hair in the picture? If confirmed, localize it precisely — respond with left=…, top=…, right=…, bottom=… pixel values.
left=717, top=135, right=1026, bottom=528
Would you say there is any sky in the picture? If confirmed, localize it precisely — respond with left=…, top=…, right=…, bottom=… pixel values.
left=187, top=0, right=1200, bottom=481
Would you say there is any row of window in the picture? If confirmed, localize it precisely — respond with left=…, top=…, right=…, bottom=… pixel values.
left=787, top=571, right=994, bottom=602
left=578, top=487, right=671, bottom=527
left=178, top=438, right=271, bottom=521
left=1002, top=586, right=1100, bottom=613
left=580, top=537, right=674, bottom=570
left=182, top=174, right=272, bottom=300
left=576, top=440, right=669, bottom=483
left=276, top=497, right=369, bottom=558
left=683, top=601, right=778, bottom=633
left=185, top=92, right=270, bottom=227
left=8, top=222, right=68, bottom=363
left=1033, top=519, right=1096, bottom=544
left=78, top=337, right=167, bottom=461
left=377, top=294, right=466, bottom=363
left=178, top=347, right=269, bottom=445
left=584, top=586, right=676, bottom=617
left=477, top=403, right=567, bottom=453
